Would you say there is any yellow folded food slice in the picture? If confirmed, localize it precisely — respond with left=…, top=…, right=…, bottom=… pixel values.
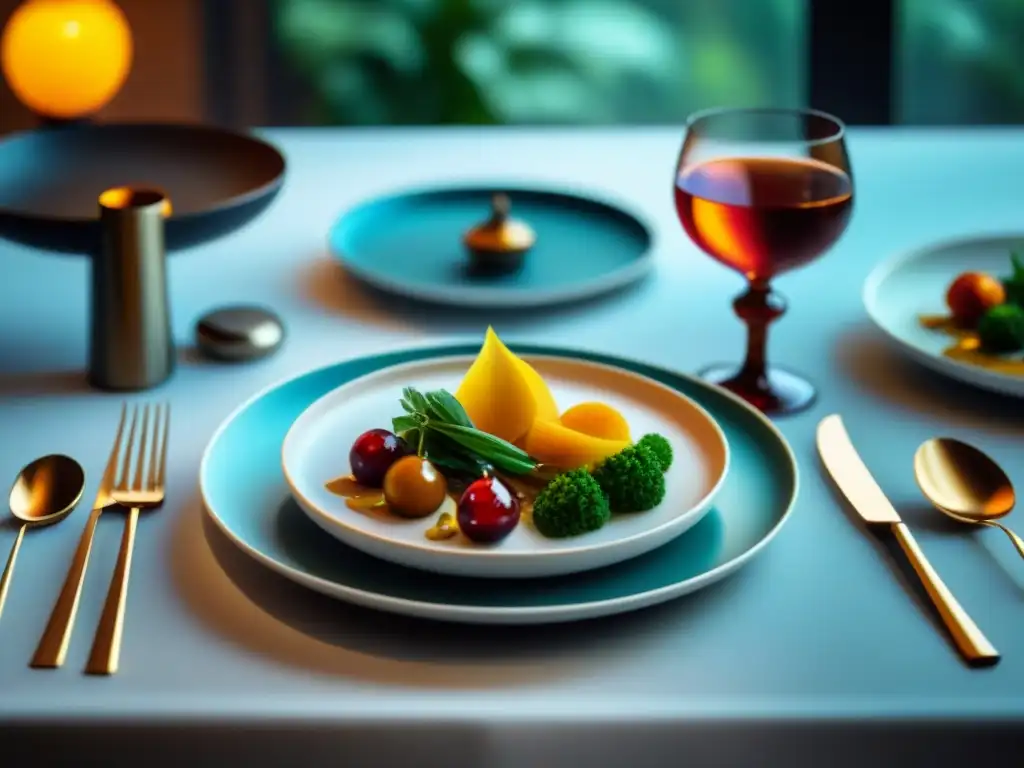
left=521, top=418, right=629, bottom=470
left=558, top=402, right=631, bottom=441
left=455, top=327, right=545, bottom=443
left=514, top=356, right=559, bottom=422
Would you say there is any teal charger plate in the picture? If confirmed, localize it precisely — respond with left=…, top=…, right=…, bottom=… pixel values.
left=327, top=186, right=654, bottom=308
left=199, top=343, right=798, bottom=624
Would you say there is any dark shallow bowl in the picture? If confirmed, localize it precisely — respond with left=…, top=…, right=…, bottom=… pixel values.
left=0, top=122, right=286, bottom=254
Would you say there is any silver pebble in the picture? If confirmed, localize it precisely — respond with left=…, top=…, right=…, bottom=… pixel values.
left=195, top=306, right=285, bottom=362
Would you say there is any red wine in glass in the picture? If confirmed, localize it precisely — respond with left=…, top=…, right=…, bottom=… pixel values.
left=674, top=108, right=854, bottom=415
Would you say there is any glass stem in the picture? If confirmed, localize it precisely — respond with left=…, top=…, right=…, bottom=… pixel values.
left=734, top=281, right=787, bottom=385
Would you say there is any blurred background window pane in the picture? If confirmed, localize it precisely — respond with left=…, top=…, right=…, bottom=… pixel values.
left=899, top=0, right=1024, bottom=124
left=266, top=0, right=807, bottom=125
left=5, top=0, right=1024, bottom=132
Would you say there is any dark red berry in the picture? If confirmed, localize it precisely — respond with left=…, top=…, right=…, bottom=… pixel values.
left=457, top=476, right=520, bottom=543
left=349, top=429, right=406, bottom=487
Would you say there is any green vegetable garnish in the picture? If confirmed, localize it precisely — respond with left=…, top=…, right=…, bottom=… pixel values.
left=392, top=387, right=536, bottom=475
left=592, top=443, right=666, bottom=513
left=977, top=303, right=1024, bottom=354
left=1003, top=251, right=1024, bottom=308
left=532, top=468, right=610, bottom=538
left=636, top=433, right=673, bottom=472
left=530, top=433, right=673, bottom=537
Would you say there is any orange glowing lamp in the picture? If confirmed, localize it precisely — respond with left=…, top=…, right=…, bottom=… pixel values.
left=1, top=0, right=132, bottom=120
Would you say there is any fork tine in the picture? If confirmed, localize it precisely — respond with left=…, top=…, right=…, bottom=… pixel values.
left=106, top=403, right=129, bottom=490
left=132, top=405, right=150, bottom=491
left=146, top=404, right=162, bottom=490
left=155, top=403, right=170, bottom=490
left=118, top=405, right=140, bottom=491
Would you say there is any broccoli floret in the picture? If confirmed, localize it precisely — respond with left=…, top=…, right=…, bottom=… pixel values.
left=532, top=468, right=610, bottom=538
left=977, top=303, right=1024, bottom=354
left=592, top=444, right=666, bottom=513
left=636, top=433, right=673, bottom=472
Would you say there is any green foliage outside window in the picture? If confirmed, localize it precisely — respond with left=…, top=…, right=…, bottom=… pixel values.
left=900, top=0, right=1024, bottom=124
left=271, top=0, right=1024, bottom=126
left=271, top=0, right=804, bottom=125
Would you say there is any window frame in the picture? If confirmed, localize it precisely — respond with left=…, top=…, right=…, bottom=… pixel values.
left=809, top=0, right=894, bottom=125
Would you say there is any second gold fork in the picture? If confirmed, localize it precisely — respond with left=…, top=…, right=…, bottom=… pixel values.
left=85, top=403, right=170, bottom=676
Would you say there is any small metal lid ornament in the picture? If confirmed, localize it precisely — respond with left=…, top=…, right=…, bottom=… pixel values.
left=462, top=193, right=536, bottom=274
left=195, top=305, right=285, bottom=362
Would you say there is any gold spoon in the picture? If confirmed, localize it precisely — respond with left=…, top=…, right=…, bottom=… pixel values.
left=914, top=437, right=1024, bottom=558
left=0, top=455, right=85, bottom=625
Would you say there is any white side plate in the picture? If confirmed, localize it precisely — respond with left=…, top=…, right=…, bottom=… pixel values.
left=863, top=234, right=1024, bottom=398
left=282, top=355, right=730, bottom=578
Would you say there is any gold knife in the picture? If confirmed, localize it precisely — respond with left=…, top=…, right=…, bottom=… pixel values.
left=30, top=404, right=127, bottom=669
left=816, top=414, right=999, bottom=666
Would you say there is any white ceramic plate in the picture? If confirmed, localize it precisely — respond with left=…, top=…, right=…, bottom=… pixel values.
left=281, top=355, right=730, bottom=579
left=863, top=234, right=1024, bottom=398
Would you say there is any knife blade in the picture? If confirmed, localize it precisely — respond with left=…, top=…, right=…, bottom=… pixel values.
left=30, top=405, right=126, bottom=669
left=817, top=414, right=903, bottom=524
left=816, top=414, right=999, bottom=666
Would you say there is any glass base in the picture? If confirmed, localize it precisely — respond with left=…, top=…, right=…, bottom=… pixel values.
left=698, top=363, right=817, bottom=416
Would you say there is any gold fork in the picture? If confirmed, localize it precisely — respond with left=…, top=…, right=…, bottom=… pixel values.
left=85, top=403, right=170, bottom=676
left=31, top=404, right=127, bottom=669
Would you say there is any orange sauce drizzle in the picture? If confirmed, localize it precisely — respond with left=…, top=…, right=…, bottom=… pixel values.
left=918, top=314, right=1024, bottom=376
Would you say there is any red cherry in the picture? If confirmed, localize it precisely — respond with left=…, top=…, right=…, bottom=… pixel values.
left=457, top=476, right=520, bottom=543
left=349, top=429, right=406, bottom=487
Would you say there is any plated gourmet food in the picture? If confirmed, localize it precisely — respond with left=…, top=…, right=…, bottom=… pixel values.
left=918, top=250, right=1024, bottom=374
left=207, top=341, right=779, bottom=617
left=324, top=328, right=674, bottom=546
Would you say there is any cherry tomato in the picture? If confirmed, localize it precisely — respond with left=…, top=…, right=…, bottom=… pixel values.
left=349, top=429, right=406, bottom=487
left=457, top=476, right=520, bottom=543
left=947, top=272, right=1006, bottom=327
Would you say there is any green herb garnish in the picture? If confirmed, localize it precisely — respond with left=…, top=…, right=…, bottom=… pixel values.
left=978, top=303, right=1024, bottom=354
left=1003, top=251, right=1024, bottom=308
left=392, top=387, right=536, bottom=475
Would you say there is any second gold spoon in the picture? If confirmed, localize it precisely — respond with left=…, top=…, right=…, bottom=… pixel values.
left=914, top=437, right=1024, bottom=558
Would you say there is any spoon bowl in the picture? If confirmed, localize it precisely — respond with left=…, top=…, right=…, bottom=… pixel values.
left=914, top=437, right=1024, bottom=559
left=10, top=455, right=86, bottom=527
left=0, top=455, right=86, bottom=625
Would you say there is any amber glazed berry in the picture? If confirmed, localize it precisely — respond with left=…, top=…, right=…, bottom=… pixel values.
left=946, top=272, right=1006, bottom=327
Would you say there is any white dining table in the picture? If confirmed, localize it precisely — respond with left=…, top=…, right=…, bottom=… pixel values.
left=0, top=126, right=1022, bottom=767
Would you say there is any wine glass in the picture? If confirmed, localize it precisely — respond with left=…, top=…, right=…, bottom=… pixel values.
left=674, top=107, right=854, bottom=415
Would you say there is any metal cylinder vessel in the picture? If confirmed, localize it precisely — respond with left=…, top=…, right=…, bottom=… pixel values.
left=88, top=187, right=175, bottom=390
